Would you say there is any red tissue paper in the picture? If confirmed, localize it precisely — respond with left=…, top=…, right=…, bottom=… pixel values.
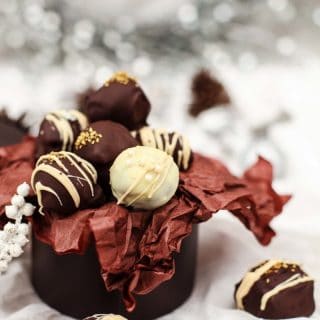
left=0, top=137, right=290, bottom=311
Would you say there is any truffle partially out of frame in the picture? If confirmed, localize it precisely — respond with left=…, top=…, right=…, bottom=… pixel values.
left=83, top=314, right=127, bottom=320
left=235, top=260, right=315, bottom=319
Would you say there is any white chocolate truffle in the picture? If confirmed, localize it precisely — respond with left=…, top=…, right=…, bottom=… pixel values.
left=110, top=146, right=179, bottom=210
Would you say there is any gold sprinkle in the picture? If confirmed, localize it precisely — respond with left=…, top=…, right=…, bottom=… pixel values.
left=75, top=127, right=102, bottom=150
left=266, top=278, right=270, bottom=284
left=104, top=71, right=137, bottom=87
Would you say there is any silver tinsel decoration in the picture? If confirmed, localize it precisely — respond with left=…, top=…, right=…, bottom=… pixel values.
left=0, top=0, right=317, bottom=177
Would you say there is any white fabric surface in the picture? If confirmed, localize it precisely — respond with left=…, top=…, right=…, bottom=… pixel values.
left=0, top=61, right=320, bottom=320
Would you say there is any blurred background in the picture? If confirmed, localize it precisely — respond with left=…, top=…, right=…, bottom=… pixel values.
left=0, top=0, right=318, bottom=236
left=0, top=1, right=320, bottom=319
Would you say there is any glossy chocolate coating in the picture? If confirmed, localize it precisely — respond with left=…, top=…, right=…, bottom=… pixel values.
left=74, top=121, right=137, bottom=190
left=36, top=110, right=88, bottom=159
left=31, top=152, right=104, bottom=216
left=235, top=260, right=315, bottom=319
left=84, top=73, right=151, bottom=130
left=31, top=226, right=198, bottom=320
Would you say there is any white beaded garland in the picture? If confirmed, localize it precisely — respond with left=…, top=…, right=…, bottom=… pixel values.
left=16, top=182, right=30, bottom=197
left=9, top=244, right=23, bottom=258
left=19, top=203, right=35, bottom=217
left=0, top=260, right=8, bottom=273
left=17, top=223, right=29, bottom=236
left=5, top=205, right=19, bottom=220
left=11, top=194, right=25, bottom=208
left=1, top=182, right=35, bottom=274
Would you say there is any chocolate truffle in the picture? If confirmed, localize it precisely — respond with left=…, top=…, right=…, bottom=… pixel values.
left=110, top=146, right=179, bottom=210
left=36, top=110, right=88, bottom=158
left=31, top=151, right=104, bottom=216
left=84, top=72, right=151, bottom=130
left=83, top=314, right=127, bottom=320
left=74, top=120, right=138, bottom=169
left=235, top=260, right=315, bottom=319
left=132, top=126, right=192, bottom=170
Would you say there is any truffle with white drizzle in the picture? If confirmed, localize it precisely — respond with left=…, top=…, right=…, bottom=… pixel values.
left=132, top=126, right=192, bottom=171
left=234, top=259, right=315, bottom=319
left=110, top=146, right=179, bottom=210
left=82, top=314, right=127, bottom=320
left=31, top=151, right=104, bottom=215
left=36, top=109, right=88, bottom=158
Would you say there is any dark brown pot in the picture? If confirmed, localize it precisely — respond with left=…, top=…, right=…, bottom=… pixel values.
left=31, top=226, right=198, bottom=320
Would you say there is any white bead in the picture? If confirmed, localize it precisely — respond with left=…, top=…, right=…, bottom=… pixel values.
left=0, top=251, right=11, bottom=262
left=11, top=195, right=25, bottom=208
left=0, top=260, right=8, bottom=273
left=0, top=240, right=6, bottom=251
left=17, top=182, right=30, bottom=197
left=4, top=222, right=17, bottom=235
left=19, top=203, right=35, bottom=217
left=0, top=231, right=7, bottom=242
left=17, top=223, right=29, bottom=236
left=9, top=244, right=23, bottom=258
left=145, top=173, right=154, bottom=181
left=14, top=234, right=28, bottom=247
left=5, top=205, right=19, bottom=220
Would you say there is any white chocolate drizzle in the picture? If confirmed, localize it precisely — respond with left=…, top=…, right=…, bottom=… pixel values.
left=132, top=127, right=191, bottom=170
left=260, top=273, right=312, bottom=311
left=116, top=152, right=172, bottom=207
left=44, top=110, right=88, bottom=151
left=31, top=151, right=97, bottom=214
left=86, top=314, right=127, bottom=320
left=235, top=260, right=282, bottom=310
left=236, top=260, right=313, bottom=312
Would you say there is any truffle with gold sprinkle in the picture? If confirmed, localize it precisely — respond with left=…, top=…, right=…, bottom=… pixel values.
left=234, top=259, right=315, bottom=319
left=31, top=151, right=104, bottom=216
left=83, top=71, right=151, bottom=130
left=74, top=120, right=137, bottom=188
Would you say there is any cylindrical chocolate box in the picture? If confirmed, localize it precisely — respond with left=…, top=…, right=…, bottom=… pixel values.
left=31, top=226, right=198, bottom=320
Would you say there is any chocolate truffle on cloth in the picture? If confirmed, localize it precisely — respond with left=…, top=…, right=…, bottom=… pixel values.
left=84, top=72, right=151, bottom=130
left=132, top=126, right=192, bottom=170
left=83, top=314, right=127, bottom=320
left=36, top=109, right=88, bottom=158
left=110, top=146, right=179, bottom=210
left=31, top=151, right=104, bottom=216
left=235, top=260, right=315, bottom=319
left=74, top=120, right=137, bottom=169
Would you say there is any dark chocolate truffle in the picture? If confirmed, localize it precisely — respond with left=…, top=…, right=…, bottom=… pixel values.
left=235, top=260, right=315, bottom=319
left=132, top=127, right=192, bottom=170
left=36, top=110, right=88, bottom=158
left=84, top=72, right=151, bottom=130
left=31, top=151, right=104, bottom=216
left=74, top=120, right=138, bottom=168
left=83, top=314, right=127, bottom=320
